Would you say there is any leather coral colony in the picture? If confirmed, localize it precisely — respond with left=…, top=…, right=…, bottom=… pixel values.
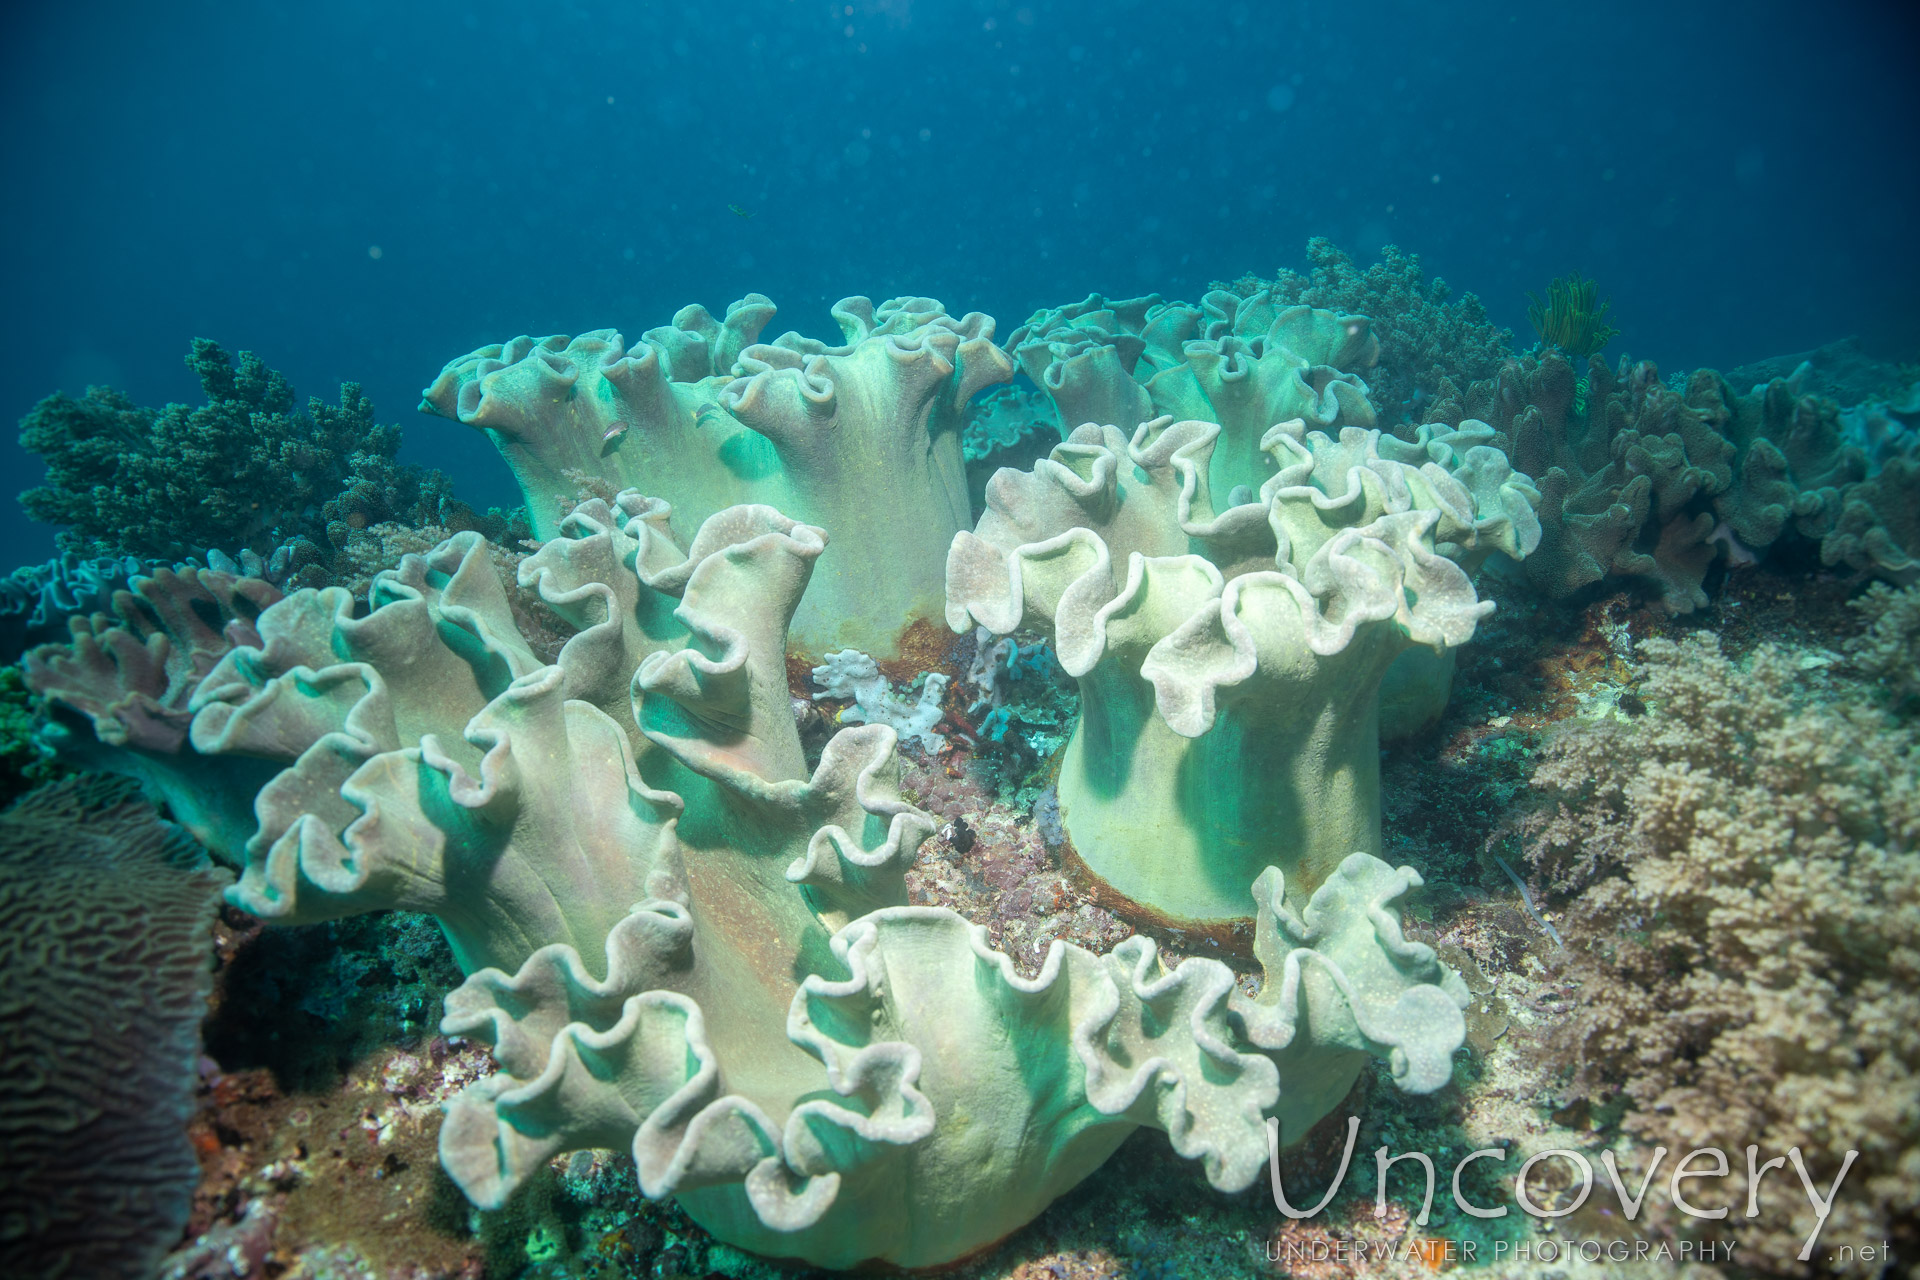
left=24, top=291, right=1498, bottom=1268
left=420, top=296, right=1011, bottom=658
left=948, top=416, right=1540, bottom=925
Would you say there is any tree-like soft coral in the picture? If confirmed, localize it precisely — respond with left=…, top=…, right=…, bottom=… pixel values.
left=1848, top=581, right=1920, bottom=713
left=29, top=489, right=1470, bottom=1270
left=1523, top=635, right=1920, bottom=1274
left=17, top=340, right=465, bottom=565
left=947, top=415, right=1539, bottom=924
left=419, top=295, right=1012, bottom=657
left=1217, top=238, right=1515, bottom=425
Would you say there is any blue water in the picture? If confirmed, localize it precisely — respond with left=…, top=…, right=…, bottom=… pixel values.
left=4, top=0, right=1916, bottom=569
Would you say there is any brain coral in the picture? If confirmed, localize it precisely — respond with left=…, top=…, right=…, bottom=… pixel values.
left=948, top=414, right=1539, bottom=925
left=0, top=776, right=226, bottom=1280
left=28, top=489, right=1470, bottom=1270
left=420, top=295, right=1013, bottom=657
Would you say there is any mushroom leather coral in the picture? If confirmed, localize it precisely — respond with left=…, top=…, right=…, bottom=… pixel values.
left=27, top=489, right=1468, bottom=1270
left=419, top=296, right=1012, bottom=657
left=948, top=416, right=1538, bottom=924
left=1007, top=290, right=1380, bottom=504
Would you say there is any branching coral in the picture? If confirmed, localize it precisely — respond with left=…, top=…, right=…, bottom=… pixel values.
left=18, top=340, right=461, bottom=564
left=1526, top=272, right=1619, bottom=359
left=1006, top=291, right=1380, bottom=505
left=420, top=296, right=1012, bottom=656
left=947, top=414, right=1539, bottom=924
left=1523, top=635, right=1920, bottom=1273
left=28, top=488, right=1471, bottom=1270
left=1218, top=238, right=1515, bottom=424
left=0, top=776, right=227, bottom=1280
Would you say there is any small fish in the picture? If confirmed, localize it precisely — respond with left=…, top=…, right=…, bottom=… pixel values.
left=729, top=203, right=754, bottom=219
left=600, top=422, right=628, bottom=455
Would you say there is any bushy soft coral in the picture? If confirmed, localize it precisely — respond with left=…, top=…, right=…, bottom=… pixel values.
left=1523, top=634, right=1920, bottom=1274
left=1848, top=581, right=1920, bottom=713
left=18, top=340, right=465, bottom=565
left=1218, top=238, right=1514, bottom=425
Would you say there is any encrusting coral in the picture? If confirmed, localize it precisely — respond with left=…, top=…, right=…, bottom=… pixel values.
left=419, top=295, right=1012, bottom=657
left=947, top=413, right=1540, bottom=924
left=1522, top=633, right=1919, bottom=1274
left=26, top=486, right=1471, bottom=1270
left=0, top=776, right=227, bottom=1280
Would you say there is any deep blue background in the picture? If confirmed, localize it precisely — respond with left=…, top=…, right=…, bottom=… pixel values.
left=5, top=0, right=1917, bottom=571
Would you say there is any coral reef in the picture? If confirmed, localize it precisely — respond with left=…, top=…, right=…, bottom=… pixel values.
left=0, top=551, right=149, bottom=663
left=948, top=414, right=1539, bottom=924
left=0, top=776, right=227, bottom=1280
left=28, top=487, right=1470, bottom=1270
left=1526, top=271, right=1619, bottom=359
left=24, top=564, right=285, bottom=857
left=420, top=295, right=1012, bottom=656
left=1218, top=239, right=1515, bottom=424
left=0, top=665, right=66, bottom=807
left=1432, top=350, right=1920, bottom=610
left=1523, top=634, right=1920, bottom=1273
left=1006, top=291, right=1381, bottom=505
left=1848, top=581, right=1920, bottom=713
left=17, top=340, right=468, bottom=566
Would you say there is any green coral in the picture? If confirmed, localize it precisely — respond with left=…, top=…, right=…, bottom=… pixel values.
left=31, top=488, right=1470, bottom=1270
left=18, top=339, right=458, bottom=564
left=948, top=416, right=1539, bottom=923
left=419, top=295, right=1012, bottom=657
left=1218, top=238, right=1515, bottom=424
left=0, top=666, right=66, bottom=808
